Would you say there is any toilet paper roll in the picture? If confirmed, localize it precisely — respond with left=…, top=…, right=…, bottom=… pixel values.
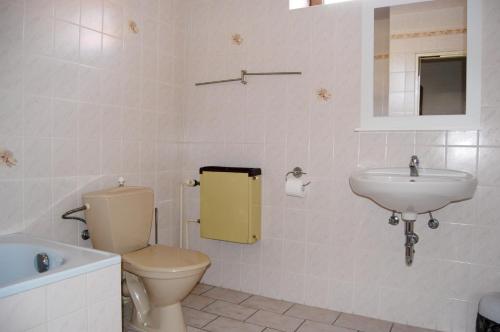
left=285, top=177, right=305, bottom=197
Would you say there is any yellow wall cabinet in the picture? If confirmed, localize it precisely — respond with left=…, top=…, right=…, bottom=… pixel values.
left=200, top=167, right=261, bottom=244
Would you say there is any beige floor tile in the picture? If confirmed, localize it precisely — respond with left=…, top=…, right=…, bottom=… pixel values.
left=263, top=329, right=281, bottom=332
left=285, top=304, right=341, bottom=324
left=183, top=306, right=218, bottom=328
left=191, top=283, right=215, bottom=295
left=297, top=320, right=356, bottom=332
left=334, top=313, right=392, bottom=332
left=241, top=295, right=294, bottom=314
left=203, top=287, right=251, bottom=304
left=203, top=300, right=258, bottom=321
left=188, top=327, right=207, bottom=332
left=391, top=323, right=439, bottom=332
left=204, top=317, right=264, bottom=332
left=183, top=294, right=216, bottom=310
left=246, top=310, right=304, bottom=332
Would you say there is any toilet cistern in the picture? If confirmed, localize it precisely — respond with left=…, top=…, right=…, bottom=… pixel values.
left=83, top=186, right=210, bottom=332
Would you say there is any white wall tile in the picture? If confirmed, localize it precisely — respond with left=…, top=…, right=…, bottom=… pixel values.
left=79, top=28, right=103, bottom=67
left=54, top=0, right=80, bottom=24
left=47, top=275, right=86, bottom=320
left=53, top=61, right=80, bottom=100
left=24, top=56, right=56, bottom=97
left=0, top=264, right=120, bottom=332
left=47, top=308, right=87, bottom=332
left=0, top=2, right=24, bottom=49
left=103, top=1, right=123, bottom=38
left=24, top=138, right=52, bottom=178
left=0, top=180, right=24, bottom=233
left=24, top=15, right=54, bottom=56
left=86, top=265, right=121, bottom=305
left=0, top=287, right=46, bottom=332
left=81, top=0, right=104, bottom=32
left=25, top=0, right=54, bottom=18
left=446, top=146, right=477, bottom=174
left=478, top=147, right=500, bottom=185
left=54, top=21, right=80, bottom=62
left=0, top=0, right=184, bottom=245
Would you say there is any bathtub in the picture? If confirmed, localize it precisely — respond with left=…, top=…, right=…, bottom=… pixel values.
left=0, top=233, right=120, bottom=298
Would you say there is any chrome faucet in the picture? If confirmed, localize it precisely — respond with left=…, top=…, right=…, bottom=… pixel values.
left=409, top=155, right=419, bottom=177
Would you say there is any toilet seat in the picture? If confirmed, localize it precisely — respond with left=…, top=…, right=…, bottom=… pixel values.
left=123, top=245, right=210, bottom=279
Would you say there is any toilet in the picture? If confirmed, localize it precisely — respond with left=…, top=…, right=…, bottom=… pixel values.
left=83, top=186, right=210, bottom=332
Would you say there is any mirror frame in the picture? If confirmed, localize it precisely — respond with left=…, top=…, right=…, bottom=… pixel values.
left=359, top=0, right=482, bottom=131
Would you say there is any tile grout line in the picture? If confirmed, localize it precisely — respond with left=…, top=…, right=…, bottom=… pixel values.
left=197, top=297, right=216, bottom=311
left=243, top=308, right=261, bottom=323
left=331, top=312, right=342, bottom=326
left=293, top=318, right=307, bottom=332
left=194, top=301, right=215, bottom=312
left=200, top=299, right=258, bottom=322
left=188, top=286, right=437, bottom=332
left=198, top=311, right=219, bottom=329
left=238, top=293, right=253, bottom=304
left=196, top=285, right=215, bottom=296
left=282, top=303, right=296, bottom=316
left=240, top=295, right=295, bottom=315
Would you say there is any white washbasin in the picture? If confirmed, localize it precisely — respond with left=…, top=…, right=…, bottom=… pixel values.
left=349, top=167, right=477, bottom=220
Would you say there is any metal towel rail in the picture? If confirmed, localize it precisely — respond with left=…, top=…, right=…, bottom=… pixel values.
left=195, top=70, right=302, bottom=86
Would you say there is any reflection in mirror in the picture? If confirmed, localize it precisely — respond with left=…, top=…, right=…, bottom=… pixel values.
left=373, top=0, right=467, bottom=117
left=418, top=52, right=466, bottom=115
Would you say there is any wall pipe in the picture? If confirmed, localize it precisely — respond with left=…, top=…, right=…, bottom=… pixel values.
left=179, top=179, right=199, bottom=249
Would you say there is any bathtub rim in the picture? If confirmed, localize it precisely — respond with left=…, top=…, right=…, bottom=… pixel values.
left=0, top=233, right=121, bottom=299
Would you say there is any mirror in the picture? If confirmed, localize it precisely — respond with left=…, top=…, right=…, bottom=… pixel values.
left=361, top=0, right=481, bottom=131
left=374, top=0, right=467, bottom=117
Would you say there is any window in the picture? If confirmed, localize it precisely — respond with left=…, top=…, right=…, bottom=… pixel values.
left=289, top=0, right=309, bottom=10
left=289, top=0, right=352, bottom=10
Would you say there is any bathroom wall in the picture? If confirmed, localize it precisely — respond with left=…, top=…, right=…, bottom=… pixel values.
left=181, top=0, right=500, bottom=330
left=0, top=264, right=121, bottom=332
left=0, top=0, right=186, bottom=246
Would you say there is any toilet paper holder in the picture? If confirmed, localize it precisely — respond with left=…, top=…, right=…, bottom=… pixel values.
left=285, top=167, right=311, bottom=187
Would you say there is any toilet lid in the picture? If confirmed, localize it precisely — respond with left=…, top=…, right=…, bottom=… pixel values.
left=122, top=245, right=210, bottom=273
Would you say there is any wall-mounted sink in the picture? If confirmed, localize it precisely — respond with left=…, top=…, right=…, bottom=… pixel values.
left=349, top=167, right=477, bottom=220
left=349, top=161, right=477, bottom=266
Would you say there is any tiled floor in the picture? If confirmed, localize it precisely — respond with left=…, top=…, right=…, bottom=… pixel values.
left=124, top=284, right=439, bottom=332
